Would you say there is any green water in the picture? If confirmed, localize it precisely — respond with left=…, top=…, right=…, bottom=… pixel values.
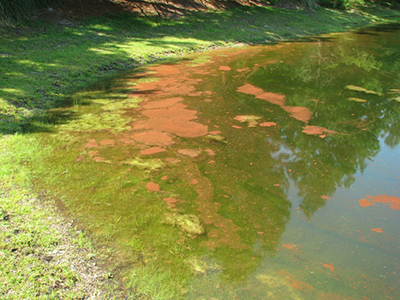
left=36, top=24, right=400, bottom=299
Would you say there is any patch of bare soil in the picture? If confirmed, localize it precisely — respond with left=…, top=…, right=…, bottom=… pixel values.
left=35, top=196, right=131, bottom=299
left=34, top=0, right=267, bottom=22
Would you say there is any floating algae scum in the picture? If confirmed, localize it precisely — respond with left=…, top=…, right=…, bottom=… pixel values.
left=31, top=24, right=400, bottom=299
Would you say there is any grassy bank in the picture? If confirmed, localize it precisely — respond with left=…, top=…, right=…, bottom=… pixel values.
left=1, top=4, right=399, bottom=299
left=1, top=4, right=400, bottom=134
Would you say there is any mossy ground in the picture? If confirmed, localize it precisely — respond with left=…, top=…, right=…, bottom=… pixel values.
left=0, top=3, right=399, bottom=299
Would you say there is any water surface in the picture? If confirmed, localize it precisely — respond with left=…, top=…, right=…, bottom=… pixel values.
left=37, top=24, right=400, bottom=299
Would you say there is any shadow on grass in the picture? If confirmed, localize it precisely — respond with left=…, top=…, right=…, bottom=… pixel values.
left=0, top=4, right=399, bottom=134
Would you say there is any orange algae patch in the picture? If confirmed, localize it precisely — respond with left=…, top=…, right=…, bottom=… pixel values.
left=359, top=198, right=376, bottom=208
left=368, top=194, right=400, bottom=210
left=205, top=149, right=215, bottom=156
left=132, top=131, right=174, bottom=146
left=282, top=106, right=312, bottom=123
left=259, top=122, right=277, bottom=127
left=236, top=68, right=250, bottom=72
left=232, top=125, right=242, bottom=129
left=84, top=139, right=99, bottom=148
left=141, top=97, right=183, bottom=109
left=302, top=125, right=337, bottom=137
left=191, top=179, right=199, bottom=185
left=100, top=139, right=115, bottom=147
left=166, top=157, right=180, bottom=164
left=359, top=194, right=400, bottom=210
left=146, top=182, right=160, bottom=192
left=142, top=103, right=196, bottom=120
left=282, top=244, right=296, bottom=249
left=178, top=149, right=202, bottom=158
left=219, top=66, right=231, bottom=71
left=323, top=263, right=335, bottom=272
left=140, top=103, right=208, bottom=138
left=123, top=65, right=208, bottom=146
left=151, top=119, right=208, bottom=138
left=371, top=227, right=383, bottom=233
left=140, top=147, right=166, bottom=155
left=163, top=197, right=178, bottom=208
left=92, top=156, right=104, bottom=162
left=148, top=65, right=180, bottom=76
left=234, top=115, right=247, bottom=122
left=88, top=151, right=99, bottom=157
left=321, top=195, right=331, bottom=200
left=188, top=91, right=203, bottom=97
left=237, top=84, right=286, bottom=106
left=279, top=270, right=314, bottom=292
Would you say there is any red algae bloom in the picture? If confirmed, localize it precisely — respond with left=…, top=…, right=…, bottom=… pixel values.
left=88, top=151, right=99, bottom=157
left=84, top=139, right=99, bottom=148
left=302, top=125, right=336, bottom=137
left=132, top=131, right=174, bottom=146
left=219, top=66, right=231, bottom=71
left=140, top=147, right=166, bottom=155
left=369, top=194, right=400, bottom=210
left=259, top=122, right=277, bottom=127
left=163, top=197, right=178, bottom=208
left=360, top=194, right=400, bottom=210
left=205, top=149, right=215, bottom=156
left=359, top=198, right=376, bottom=208
left=282, top=244, right=295, bottom=249
left=166, top=157, right=180, bottom=164
left=100, top=139, right=115, bottom=147
left=282, top=106, right=312, bottom=123
left=178, top=149, right=202, bottom=158
left=323, top=263, right=335, bottom=272
left=146, top=182, right=160, bottom=192
left=237, top=84, right=286, bottom=106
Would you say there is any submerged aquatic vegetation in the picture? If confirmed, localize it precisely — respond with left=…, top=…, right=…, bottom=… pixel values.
left=345, top=84, right=382, bottom=95
left=391, top=96, right=400, bottom=102
left=60, top=112, right=131, bottom=132
left=59, top=95, right=143, bottom=133
left=163, top=213, right=204, bottom=237
left=234, top=115, right=262, bottom=127
left=347, top=97, right=368, bottom=102
left=122, top=158, right=165, bottom=170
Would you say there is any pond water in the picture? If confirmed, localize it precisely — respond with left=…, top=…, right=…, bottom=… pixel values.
left=37, top=24, right=400, bottom=299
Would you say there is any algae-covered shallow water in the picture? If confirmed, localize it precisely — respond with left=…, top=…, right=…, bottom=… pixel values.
left=35, top=24, right=400, bottom=299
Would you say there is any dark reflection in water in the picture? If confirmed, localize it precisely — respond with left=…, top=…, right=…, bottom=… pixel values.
left=37, top=24, right=400, bottom=299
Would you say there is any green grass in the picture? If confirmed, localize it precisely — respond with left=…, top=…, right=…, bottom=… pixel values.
left=0, top=135, right=129, bottom=299
left=0, top=3, right=399, bottom=299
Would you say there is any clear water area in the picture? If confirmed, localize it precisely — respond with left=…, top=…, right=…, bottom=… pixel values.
left=39, top=24, right=400, bottom=299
